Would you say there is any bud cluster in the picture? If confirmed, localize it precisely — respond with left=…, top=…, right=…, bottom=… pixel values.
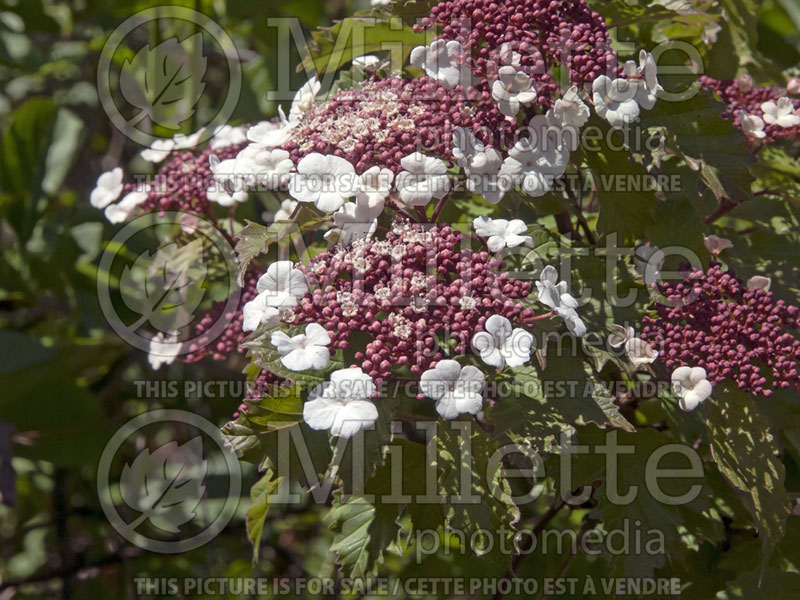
left=276, top=222, right=535, bottom=383
left=700, top=75, right=800, bottom=141
left=418, top=0, right=618, bottom=105
left=642, top=263, right=800, bottom=395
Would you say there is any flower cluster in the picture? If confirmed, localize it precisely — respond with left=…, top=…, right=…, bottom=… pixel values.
left=700, top=75, right=800, bottom=141
left=286, top=221, right=535, bottom=382
left=641, top=263, right=800, bottom=396
left=278, top=76, right=514, bottom=174
left=417, top=0, right=618, bottom=106
left=236, top=218, right=591, bottom=436
left=181, top=271, right=260, bottom=363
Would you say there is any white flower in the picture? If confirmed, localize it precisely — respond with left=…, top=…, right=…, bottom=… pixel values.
left=551, top=86, right=590, bottom=129
left=256, top=260, right=310, bottom=308
left=420, top=360, right=485, bottom=419
left=236, top=146, right=294, bottom=190
left=173, top=128, right=205, bottom=149
left=501, top=119, right=568, bottom=197
left=526, top=114, right=570, bottom=175
left=90, top=167, right=124, bottom=209
left=452, top=127, right=486, bottom=169
left=140, top=139, right=175, bottom=162
left=761, top=97, right=800, bottom=128
left=242, top=294, right=281, bottom=332
left=395, top=152, right=450, bottom=206
left=206, top=186, right=248, bottom=207
left=536, top=265, right=586, bottom=337
left=704, top=234, right=733, bottom=257
left=289, top=153, right=357, bottom=212
left=492, top=66, right=538, bottom=117
left=625, top=337, right=658, bottom=366
left=271, top=323, right=331, bottom=371
left=473, top=216, right=532, bottom=252
left=592, top=75, right=640, bottom=128
left=303, top=367, right=378, bottom=438
left=498, top=42, right=521, bottom=68
left=623, top=50, right=660, bottom=109
left=148, top=331, right=181, bottom=370
left=289, top=76, right=321, bottom=122
left=328, top=196, right=384, bottom=246
left=471, top=315, right=533, bottom=369
left=356, top=166, right=394, bottom=205
left=409, top=40, right=470, bottom=90
left=104, top=187, right=148, bottom=223
left=747, top=275, right=771, bottom=291
left=352, top=55, right=387, bottom=74
left=247, top=109, right=297, bottom=148
left=634, top=244, right=664, bottom=286
left=265, top=198, right=298, bottom=222
left=464, top=148, right=510, bottom=204
left=788, top=77, right=800, bottom=95
left=371, top=0, right=392, bottom=6
left=671, top=366, right=713, bottom=411
left=738, top=111, right=766, bottom=139
left=211, top=124, right=248, bottom=149
left=208, top=157, right=248, bottom=206
left=608, top=324, right=658, bottom=366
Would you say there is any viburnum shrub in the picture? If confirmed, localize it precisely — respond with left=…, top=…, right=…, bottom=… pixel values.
left=90, top=0, right=800, bottom=585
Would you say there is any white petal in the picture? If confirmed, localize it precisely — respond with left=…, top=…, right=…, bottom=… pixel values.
left=303, top=396, right=340, bottom=431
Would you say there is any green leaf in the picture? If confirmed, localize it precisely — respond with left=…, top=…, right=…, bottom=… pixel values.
left=330, top=394, right=398, bottom=494
left=706, top=389, right=791, bottom=574
left=221, top=388, right=332, bottom=489
left=246, top=470, right=284, bottom=564
left=491, top=359, right=635, bottom=453
left=578, top=116, right=657, bottom=244
left=301, top=16, right=427, bottom=75
left=243, top=329, right=342, bottom=388
left=561, top=427, right=719, bottom=577
left=639, top=89, right=755, bottom=206
left=234, top=207, right=324, bottom=284
left=588, top=0, right=684, bottom=27
left=436, top=418, right=519, bottom=564
left=326, top=438, right=438, bottom=576
left=326, top=493, right=401, bottom=578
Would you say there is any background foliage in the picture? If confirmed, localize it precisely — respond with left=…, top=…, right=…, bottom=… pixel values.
left=1, top=0, right=800, bottom=598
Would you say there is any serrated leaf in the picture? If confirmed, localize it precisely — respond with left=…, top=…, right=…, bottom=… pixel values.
left=326, top=438, right=435, bottom=577
left=235, top=207, right=324, bottom=285
left=436, top=419, right=519, bottom=565
left=578, top=116, right=657, bottom=244
left=246, top=470, right=283, bottom=564
left=706, top=389, right=791, bottom=575
left=639, top=88, right=755, bottom=206
left=326, top=494, right=399, bottom=578
left=492, top=358, right=635, bottom=453
left=300, top=17, right=427, bottom=75
left=221, top=388, right=332, bottom=490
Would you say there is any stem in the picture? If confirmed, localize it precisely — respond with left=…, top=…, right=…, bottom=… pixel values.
left=432, top=193, right=451, bottom=223
left=519, top=310, right=554, bottom=323
left=704, top=199, right=737, bottom=225
left=493, top=498, right=566, bottom=600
